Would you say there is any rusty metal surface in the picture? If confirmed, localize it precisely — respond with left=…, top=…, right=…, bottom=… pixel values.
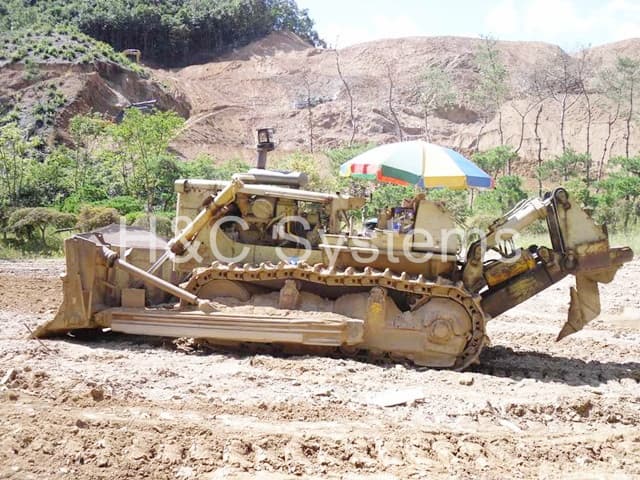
left=484, top=249, right=536, bottom=288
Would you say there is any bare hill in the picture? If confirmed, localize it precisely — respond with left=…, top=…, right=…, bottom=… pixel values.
left=153, top=32, right=639, bottom=171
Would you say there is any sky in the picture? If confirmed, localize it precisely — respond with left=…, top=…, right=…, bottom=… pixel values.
left=296, top=0, right=640, bottom=51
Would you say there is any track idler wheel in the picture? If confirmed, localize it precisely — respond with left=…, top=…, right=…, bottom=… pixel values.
left=362, top=288, right=485, bottom=370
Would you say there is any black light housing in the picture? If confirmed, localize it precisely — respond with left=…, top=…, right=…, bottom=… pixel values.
left=256, top=128, right=275, bottom=169
left=257, top=128, right=275, bottom=150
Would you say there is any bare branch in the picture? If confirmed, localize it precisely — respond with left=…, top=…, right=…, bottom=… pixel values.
left=384, top=60, right=403, bottom=141
left=334, top=47, right=357, bottom=146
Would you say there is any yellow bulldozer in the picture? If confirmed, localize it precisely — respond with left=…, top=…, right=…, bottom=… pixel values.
left=36, top=134, right=633, bottom=370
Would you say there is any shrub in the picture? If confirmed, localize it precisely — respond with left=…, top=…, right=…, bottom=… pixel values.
left=76, top=206, right=120, bottom=232
left=427, top=188, right=471, bottom=225
left=272, top=153, right=324, bottom=191
left=182, top=156, right=250, bottom=181
left=92, top=196, right=143, bottom=215
left=6, top=207, right=76, bottom=243
left=131, top=214, right=173, bottom=238
left=475, top=175, right=527, bottom=214
left=467, top=212, right=498, bottom=231
left=472, top=146, right=518, bottom=178
left=23, top=58, right=41, bottom=81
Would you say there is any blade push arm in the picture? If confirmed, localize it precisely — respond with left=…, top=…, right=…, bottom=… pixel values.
left=168, top=178, right=244, bottom=255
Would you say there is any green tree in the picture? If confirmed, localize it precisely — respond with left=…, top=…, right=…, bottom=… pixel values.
left=69, top=113, right=109, bottom=196
left=600, top=56, right=640, bottom=158
left=272, top=152, right=324, bottom=191
left=472, top=146, right=517, bottom=179
left=472, top=36, right=509, bottom=149
left=546, top=149, right=592, bottom=182
left=364, top=184, right=416, bottom=219
left=181, top=155, right=250, bottom=181
left=595, top=156, right=640, bottom=231
left=7, top=207, right=76, bottom=244
left=1, top=0, right=324, bottom=67
left=0, top=123, right=41, bottom=207
left=418, top=66, right=456, bottom=141
left=107, top=109, right=184, bottom=211
left=31, top=146, right=75, bottom=206
left=475, top=175, right=527, bottom=215
left=426, top=188, right=470, bottom=225
left=325, top=144, right=375, bottom=200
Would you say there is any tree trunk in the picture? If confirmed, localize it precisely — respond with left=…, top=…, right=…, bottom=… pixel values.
left=335, top=49, right=356, bottom=146
left=386, top=64, right=403, bottom=141
left=584, top=92, right=592, bottom=157
left=514, top=108, right=526, bottom=155
left=560, top=94, right=567, bottom=152
left=475, top=119, right=486, bottom=153
left=584, top=91, right=592, bottom=185
left=599, top=106, right=619, bottom=181
left=302, top=74, right=314, bottom=153
left=534, top=104, right=544, bottom=196
left=625, top=84, right=633, bottom=158
left=308, top=104, right=314, bottom=153
left=423, top=106, right=431, bottom=142
left=497, top=109, right=504, bottom=146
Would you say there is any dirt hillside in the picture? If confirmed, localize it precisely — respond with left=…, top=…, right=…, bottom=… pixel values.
left=0, top=60, right=190, bottom=145
left=152, top=33, right=640, bottom=169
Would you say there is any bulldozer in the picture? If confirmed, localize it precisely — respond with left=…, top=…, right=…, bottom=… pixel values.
left=35, top=131, right=633, bottom=370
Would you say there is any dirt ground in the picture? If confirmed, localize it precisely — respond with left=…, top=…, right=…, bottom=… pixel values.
left=0, top=258, right=639, bottom=479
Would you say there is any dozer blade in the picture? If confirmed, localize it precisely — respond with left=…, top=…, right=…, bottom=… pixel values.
left=99, top=308, right=364, bottom=347
left=557, top=273, right=601, bottom=341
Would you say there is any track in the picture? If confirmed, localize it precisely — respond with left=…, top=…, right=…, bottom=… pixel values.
left=185, top=261, right=486, bottom=369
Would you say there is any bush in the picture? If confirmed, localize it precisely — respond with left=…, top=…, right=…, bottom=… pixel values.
left=271, top=153, right=326, bottom=191
left=181, top=156, right=250, bottom=181
left=475, top=175, right=527, bottom=214
left=0, top=204, right=11, bottom=240
left=467, top=212, right=497, bottom=231
left=426, top=188, right=471, bottom=225
left=6, top=208, right=36, bottom=241
left=76, top=206, right=120, bottom=232
left=92, top=196, right=143, bottom=215
left=61, top=185, right=110, bottom=213
left=131, top=214, right=173, bottom=238
left=472, top=146, right=518, bottom=178
left=6, top=207, right=76, bottom=243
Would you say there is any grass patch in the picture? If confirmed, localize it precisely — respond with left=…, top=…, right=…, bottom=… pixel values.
left=610, top=230, right=640, bottom=255
left=0, top=232, right=69, bottom=260
left=514, top=228, right=639, bottom=258
left=1, top=27, right=147, bottom=76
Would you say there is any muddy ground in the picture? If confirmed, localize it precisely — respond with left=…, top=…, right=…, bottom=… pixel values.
left=0, top=258, right=639, bottom=479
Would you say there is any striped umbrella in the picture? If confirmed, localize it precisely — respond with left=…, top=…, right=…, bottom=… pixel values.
left=339, top=140, right=493, bottom=189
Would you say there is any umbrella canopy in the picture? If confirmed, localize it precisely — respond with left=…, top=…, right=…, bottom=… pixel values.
left=339, top=140, right=493, bottom=189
